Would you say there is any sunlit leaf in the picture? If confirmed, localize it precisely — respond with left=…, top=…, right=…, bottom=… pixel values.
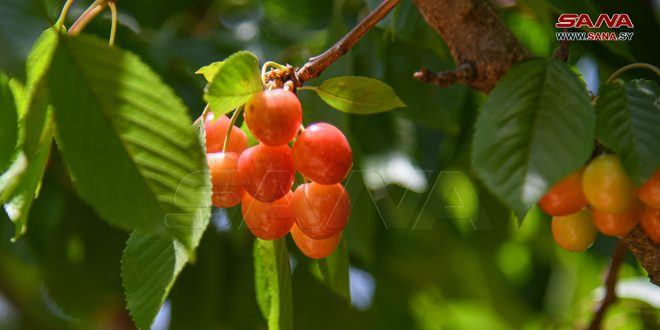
left=306, top=76, right=406, bottom=114
left=472, top=58, right=594, bottom=222
left=203, top=51, right=262, bottom=117
left=254, top=238, right=293, bottom=330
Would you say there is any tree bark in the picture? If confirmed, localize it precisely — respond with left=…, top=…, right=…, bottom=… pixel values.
left=413, top=0, right=531, bottom=93
left=413, top=0, right=660, bottom=285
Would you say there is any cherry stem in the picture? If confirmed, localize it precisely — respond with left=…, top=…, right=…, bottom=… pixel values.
left=222, top=106, right=244, bottom=153
left=68, top=0, right=107, bottom=36
left=55, top=0, right=76, bottom=30
left=588, top=241, right=627, bottom=330
left=261, top=61, right=287, bottom=83
left=606, top=63, right=660, bottom=84
left=108, top=0, right=118, bottom=46
left=192, top=104, right=210, bottom=126
left=294, top=0, right=400, bottom=86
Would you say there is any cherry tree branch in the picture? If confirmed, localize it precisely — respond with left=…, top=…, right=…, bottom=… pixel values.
left=293, top=0, right=400, bottom=86
left=412, top=0, right=532, bottom=93
left=587, top=241, right=627, bottom=330
left=620, top=226, right=660, bottom=285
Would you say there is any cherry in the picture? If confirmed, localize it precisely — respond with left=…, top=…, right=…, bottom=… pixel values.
left=582, top=154, right=635, bottom=213
left=551, top=209, right=598, bottom=252
left=292, top=123, right=352, bottom=185
left=591, top=201, right=641, bottom=236
left=207, top=152, right=247, bottom=208
left=641, top=206, right=660, bottom=244
left=204, top=112, right=248, bottom=153
left=290, top=223, right=341, bottom=259
left=237, top=144, right=295, bottom=202
left=244, top=89, right=302, bottom=146
left=292, top=182, right=350, bottom=239
left=242, top=191, right=294, bottom=240
left=539, top=168, right=588, bottom=216
left=638, top=170, right=660, bottom=209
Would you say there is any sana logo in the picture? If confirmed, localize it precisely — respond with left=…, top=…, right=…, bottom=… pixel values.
left=555, top=14, right=634, bottom=29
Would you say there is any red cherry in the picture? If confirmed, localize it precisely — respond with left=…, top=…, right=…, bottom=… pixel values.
left=639, top=170, right=660, bottom=209
left=293, top=123, right=352, bottom=184
left=242, top=191, right=294, bottom=240
left=641, top=206, right=660, bottom=244
left=237, top=144, right=295, bottom=202
left=204, top=112, right=248, bottom=153
left=290, top=223, right=341, bottom=259
left=292, top=182, right=350, bottom=239
left=244, top=89, right=302, bottom=146
left=539, top=169, right=588, bottom=216
left=207, top=152, right=248, bottom=208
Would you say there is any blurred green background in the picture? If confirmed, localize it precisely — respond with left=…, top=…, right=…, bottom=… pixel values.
left=0, top=0, right=659, bottom=329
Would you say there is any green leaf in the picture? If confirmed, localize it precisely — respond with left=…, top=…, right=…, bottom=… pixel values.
left=203, top=51, right=262, bottom=117
left=0, top=74, right=18, bottom=171
left=121, top=232, right=188, bottom=330
left=195, top=61, right=223, bottom=82
left=305, top=76, right=406, bottom=114
left=472, top=58, right=595, bottom=221
left=595, top=79, right=660, bottom=184
left=1, top=28, right=58, bottom=240
left=47, top=34, right=211, bottom=250
left=317, top=238, right=350, bottom=302
left=254, top=238, right=293, bottom=330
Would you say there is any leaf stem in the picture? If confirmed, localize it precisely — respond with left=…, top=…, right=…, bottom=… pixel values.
left=108, top=0, right=118, bottom=46
left=222, top=106, right=244, bottom=153
left=55, top=0, right=76, bottom=30
left=606, top=63, right=660, bottom=84
left=68, top=0, right=107, bottom=36
left=588, top=241, right=627, bottom=330
left=193, top=104, right=210, bottom=126
left=296, top=86, right=317, bottom=92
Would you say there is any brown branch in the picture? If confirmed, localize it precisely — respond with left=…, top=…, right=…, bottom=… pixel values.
left=293, top=0, right=400, bottom=86
left=412, top=0, right=532, bottom=93
left=620, top=226, right=660, bottom=285
left=552, top=40, right=570, bottom=62
left=414, top=63, right=474, bottom=87
left=587, top=241, right=627, bottom=330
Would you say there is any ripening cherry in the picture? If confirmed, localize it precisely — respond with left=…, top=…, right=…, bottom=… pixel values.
left=238, top=144, right=295, bottom=202
left=551, top=209, right=598, bottom=252
left=591, top=201, right=641, bottom=237
left=208, top=152, right=248, bottom=208
left=290, top=223, right=341, bottom=259
left=292, top=182, right=350, bottom=239
left=204, top=112, right=248, bottom=153
left=244, top=89, right=302, bottom=146
left=539, top=168, right=588, bottom=216
left=582, top=154, right=636, bottom=213
left=638, top=170, right=660, bottom=209
left=292, top=123, right=352, bottom=185
left=641, top=206, right=660, bottom=244
left=242, top=191, right=295, bottom=240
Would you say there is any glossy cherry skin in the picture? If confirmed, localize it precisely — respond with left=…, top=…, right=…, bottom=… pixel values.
left=244, top=89, right=302, bottom=146
left=293, top=123, right=352, bottom=185
left=204, top=112, right=248, bottom=153
left=237, top=144, right=295, bottom=202
left=539, top=169, right=588, bottom=216
left=207, top=152, right=248, bottom=208
left=592, top=201, right=641, bottom=237
left=242, top=191, right=294, bottom=240
left=582, top=154, right=636, bottom=213
left=290, top=223, right=341, bottom=259
left=639, top=170, right=660, bottom=209
left=551, top=209, right=598, bottom=252
left=641, top=206, right=660, bottom=244
left=293, top=182, right=350, bottom=239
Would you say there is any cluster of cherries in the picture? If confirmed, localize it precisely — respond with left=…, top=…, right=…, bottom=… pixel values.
left=204, top=89, right=352, bottom=259
left=540, top=154, right=660, bottom=252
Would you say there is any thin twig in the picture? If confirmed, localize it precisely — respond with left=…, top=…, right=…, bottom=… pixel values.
left=588, top=241, right=627, bottom=330
left=606, top=63, right=660, bottom=84
left=413, top=63, right=475, bottom=87
left=294, top=0, right=400, bottom=86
